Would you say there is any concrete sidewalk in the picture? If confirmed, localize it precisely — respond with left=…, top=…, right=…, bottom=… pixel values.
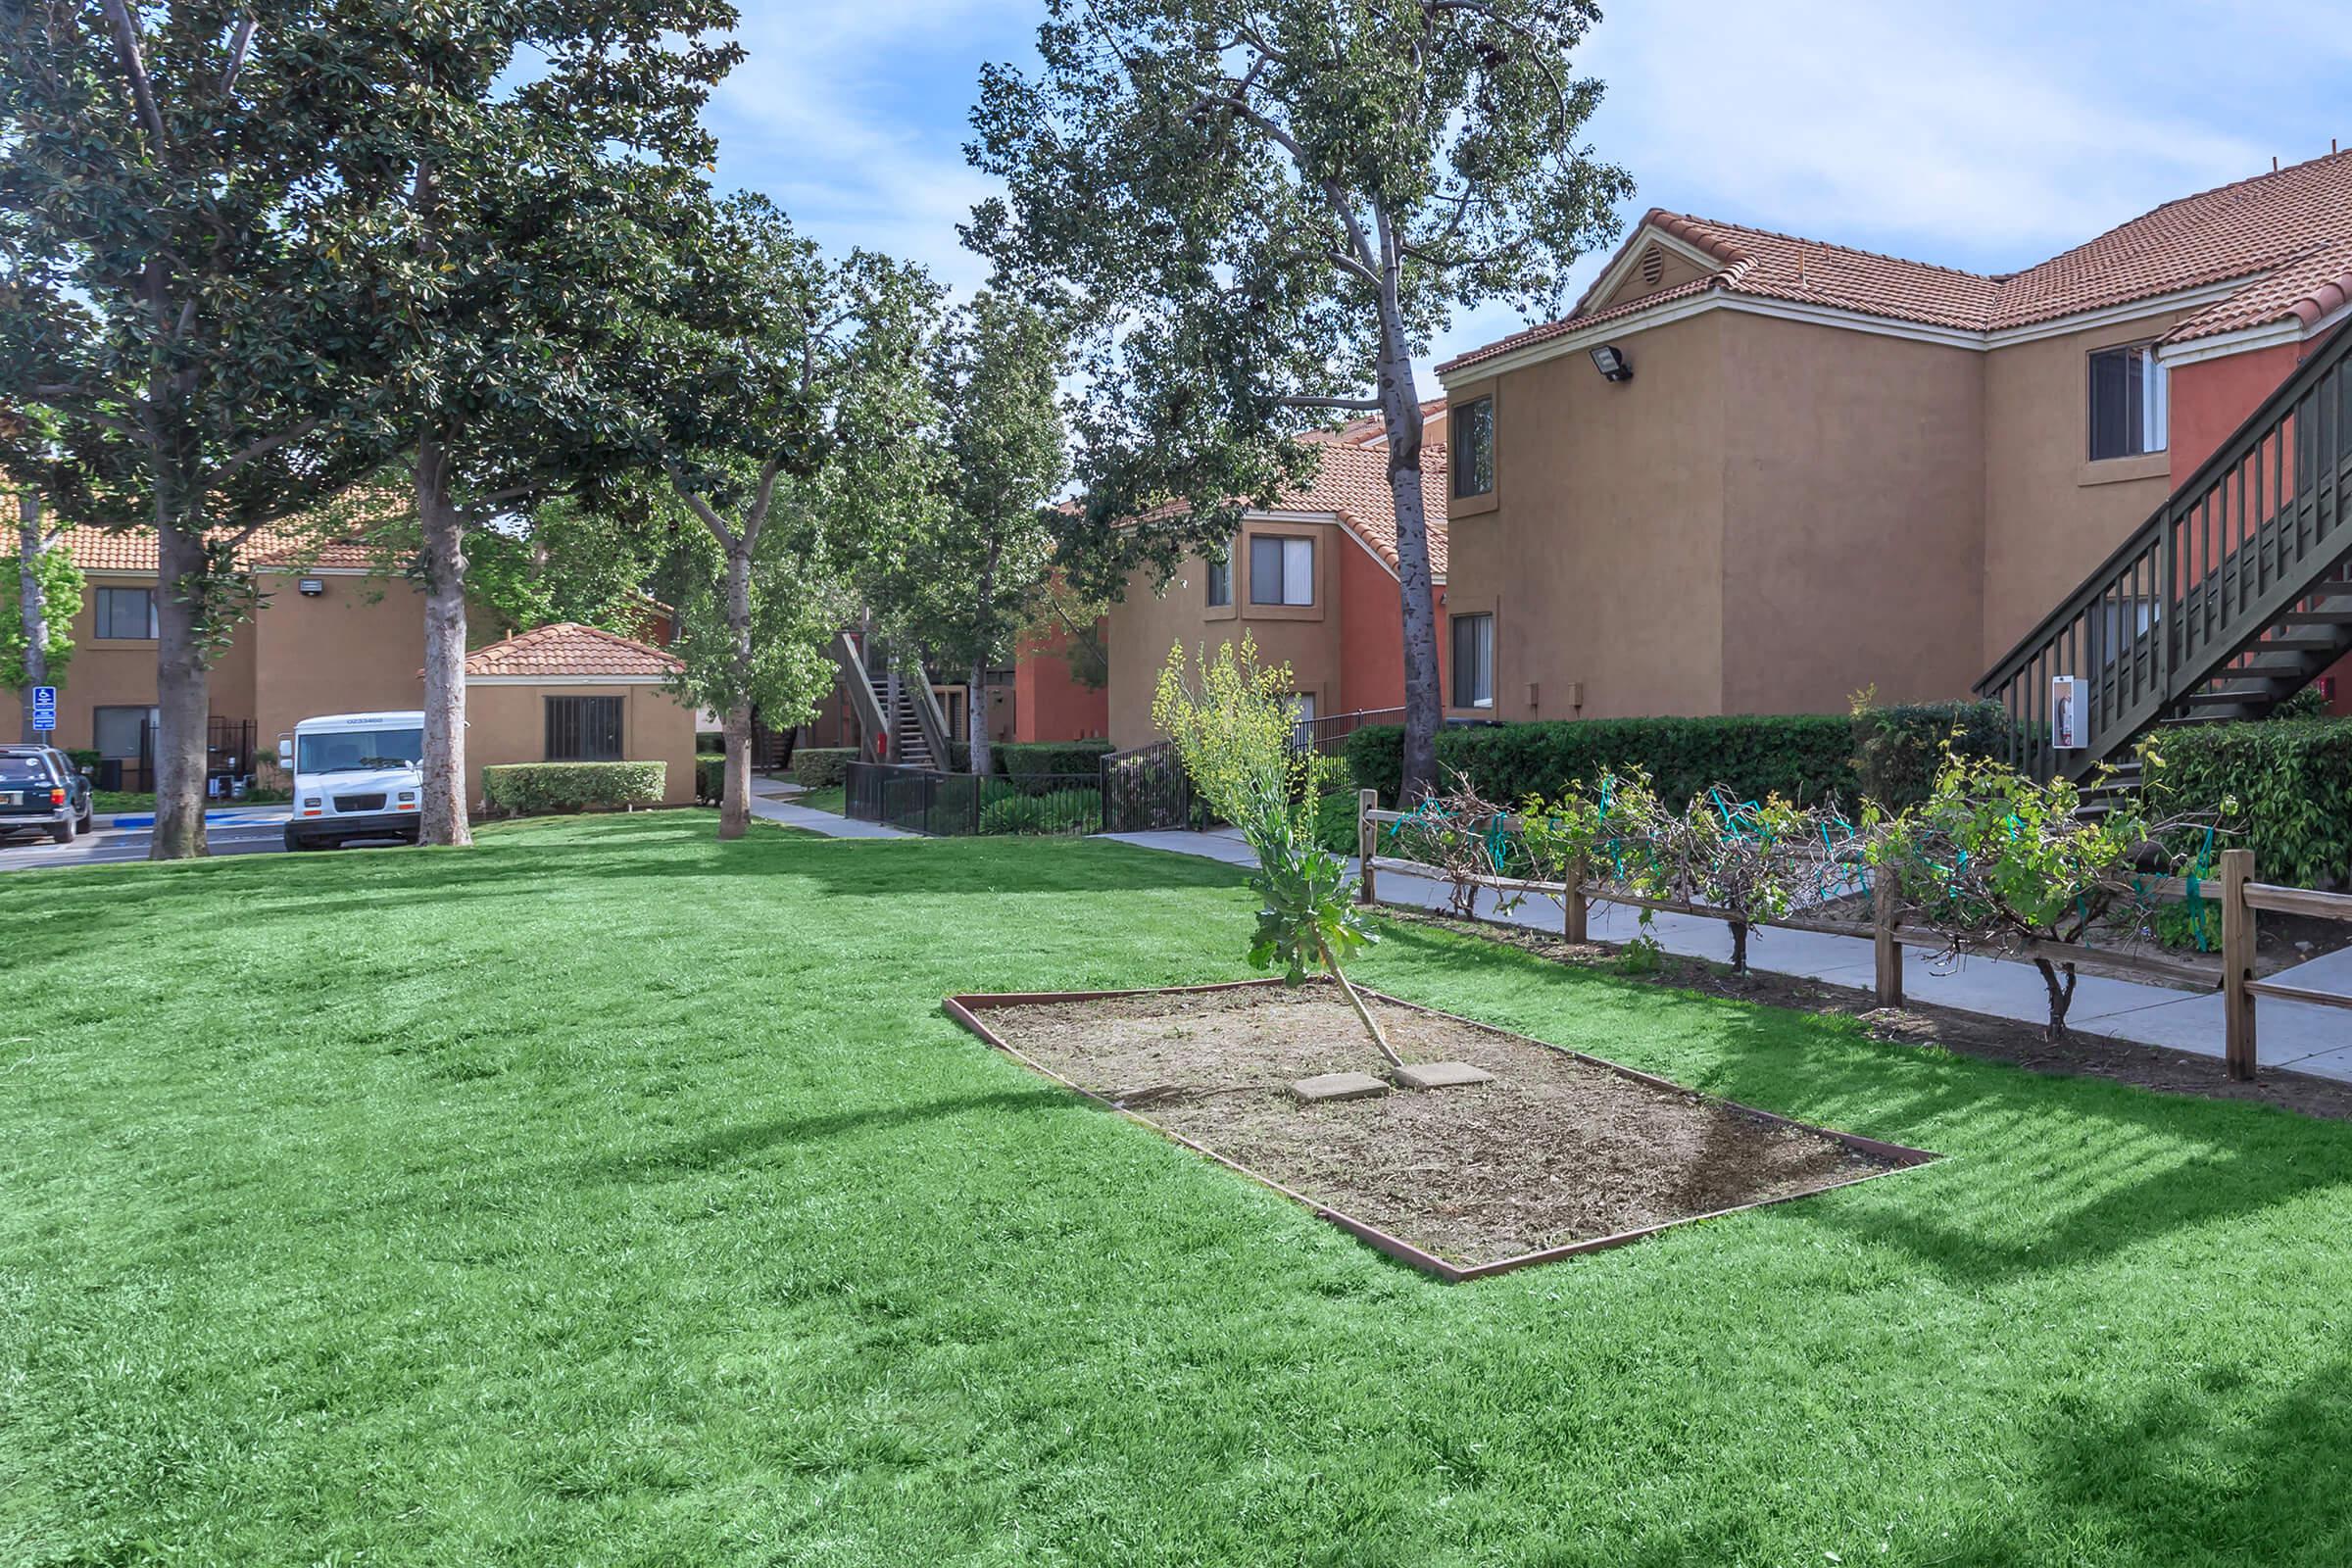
left=747, top=779, right=911, bottom=839
left=1100, top=826, right=2352, bottom=1083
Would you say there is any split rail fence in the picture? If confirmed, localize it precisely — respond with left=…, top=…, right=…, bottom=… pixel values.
left=1353, top=790, right=2352, bottom=1081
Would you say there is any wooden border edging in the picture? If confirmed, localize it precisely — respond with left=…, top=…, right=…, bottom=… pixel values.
left=942, top=979, right=1941, bottom=1284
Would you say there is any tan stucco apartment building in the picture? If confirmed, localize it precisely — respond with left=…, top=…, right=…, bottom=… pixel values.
left=1104, top=410, right=1452, bottom=749
left=1434, top=151, right=2352, bottom=724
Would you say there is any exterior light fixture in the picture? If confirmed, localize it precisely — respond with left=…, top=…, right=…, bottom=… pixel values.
left=1590, top=344, right=1633, bottom=383
left=297, top=577, right=325, bottom=597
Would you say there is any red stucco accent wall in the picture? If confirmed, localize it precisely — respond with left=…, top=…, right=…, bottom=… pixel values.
left=2169, top=338, right=2351, bottom=711
left=1333, top=533, right=1446, bottom=716
left=1012, top=621, right=1109, bottom=742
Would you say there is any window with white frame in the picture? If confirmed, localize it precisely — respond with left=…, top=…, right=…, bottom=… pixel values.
left=1451, top=613, right=1494, bottom=709
left=1249, top=534, right=1314, bottom=606
left=2088, top=342, right=2167, bottom=460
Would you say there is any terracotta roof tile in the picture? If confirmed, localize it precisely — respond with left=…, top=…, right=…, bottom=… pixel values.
left=1271, top=439, right=1449, bottom=577
left=60, top=487, right=413, bottom=574
left=463, top=622, right=683, bottom=679
left=1442, top=151, right=2352, bottom=371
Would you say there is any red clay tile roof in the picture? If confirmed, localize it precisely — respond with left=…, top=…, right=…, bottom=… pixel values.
left=1277, top=439, right=1450, bottom=577
left=463, top=621, right=682, bottom=679
left=60, top=489, right=413, bottom=574
left=1443, top=151, right=2352, bottom=371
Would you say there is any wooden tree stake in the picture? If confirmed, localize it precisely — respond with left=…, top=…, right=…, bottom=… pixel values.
left=1565, top=856, right=1589, bottom=944
left=1357, top=789, right=1378, bottom=906
left=1873, top=871, right=1904, bottom=1008
left=2222, top=848, right=2257, bottom=1081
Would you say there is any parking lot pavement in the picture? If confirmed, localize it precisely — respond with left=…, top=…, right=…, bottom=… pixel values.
left=0, top=806, right=415, bottom=870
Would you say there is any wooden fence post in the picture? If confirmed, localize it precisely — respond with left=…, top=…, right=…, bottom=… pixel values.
left=1564, top=856, right=1589, bottom=944
left=1357, top=789, right=1378, bottom=906
left=1873, top=871, right=1903, bottom=1008
left=2222, top=848, right=2257, bottom=1081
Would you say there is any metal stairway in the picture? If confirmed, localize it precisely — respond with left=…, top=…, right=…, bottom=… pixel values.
left=1978, top=322, right=2352, bottom=780
left=831, top=629, right=951, bottom=767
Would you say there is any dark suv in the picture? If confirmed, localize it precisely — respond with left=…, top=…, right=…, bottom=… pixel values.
left=0, top=745, right=96, bottom=845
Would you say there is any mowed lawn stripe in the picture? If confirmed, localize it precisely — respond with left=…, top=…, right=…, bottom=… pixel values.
left=3, top=812, right=2350, bottom=1566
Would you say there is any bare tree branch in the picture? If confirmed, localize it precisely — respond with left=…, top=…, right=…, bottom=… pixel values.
left=100, top=0, right=169, bottom=149
left=206, top=416, right=323, bottom=485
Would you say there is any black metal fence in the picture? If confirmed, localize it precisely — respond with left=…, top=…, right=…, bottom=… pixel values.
left=1099, top=741, right=1194, bottom=833
left=845, top=761, right=1103, bottom=837
left=1295, top=706, right=1402, bottom=756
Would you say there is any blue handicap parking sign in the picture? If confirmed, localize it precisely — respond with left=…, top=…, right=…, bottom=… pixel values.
left=31, top=685, right=57, bottom=731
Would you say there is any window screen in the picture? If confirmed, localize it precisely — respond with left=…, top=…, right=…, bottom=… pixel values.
left=95, top=587, right=157, bottom=639
left=2089, top=344, right=2167, bottom=460
left=1249, top=535, right=1313, bottom=605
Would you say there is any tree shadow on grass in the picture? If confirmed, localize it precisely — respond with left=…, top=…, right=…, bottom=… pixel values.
left=1362, top=918, right=2352, bottom=1289
left=0, top=819, right=1249, bottom=963
left=580, top=1086, right=1077, bottom=1182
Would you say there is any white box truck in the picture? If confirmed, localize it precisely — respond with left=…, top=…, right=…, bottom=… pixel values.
left=277, top=711, right=426, bottom=851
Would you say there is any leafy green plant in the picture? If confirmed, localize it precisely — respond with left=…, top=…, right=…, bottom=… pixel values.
left=1153, top=637, right=1396, bottom=1066
left=1870, top=745, right=2228, bottom=1039
left=1848, top=690, right=2015, bottom=809
left=481, top=762, right=666, bottom=817
left=1311, top=791, right=1359, bottom=856
left=2151, top=718, right=2352, bottom=890
left=1347, top=713, right=1858, bottom=811
left=977, top=789, right=1101, bottom=836
left=790, top=748, right=858, bottom=789
left=694, top=753, right=726, bottom=804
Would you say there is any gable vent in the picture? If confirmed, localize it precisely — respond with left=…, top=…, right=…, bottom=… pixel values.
left=1640, top=244, right=1666, bottom=285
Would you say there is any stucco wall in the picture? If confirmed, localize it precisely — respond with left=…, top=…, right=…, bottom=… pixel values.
left=1012, top=620, right=1110, bottom=741
left=250, top=569, right=427, bottom=750
left=29, top=569, right=258, bottom=754
left=1104, top=518, right=1347, bottom=749
left=463, top=680, right=699, bottom=806
left=1442, top=309, right=1730, bottom=721
left=1981, top=311, right=2190, bottom=665
left=1717, top=313, right=1985, bottom=710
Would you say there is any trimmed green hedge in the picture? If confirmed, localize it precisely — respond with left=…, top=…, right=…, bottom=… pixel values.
left=1851, top=701, right=2015, bottom=809
left=977, top=787, right=1102, bottom=835
left=2153, top=718, right=2352, bottom=889
left=694, top=753, right=724, bottom=803
left=483, top=761, right=665, bottom=817
left=791, top=748, right=857, bottom=788
left=1346, top=714, right=1859, bottom=809
left=995, top=739, right=1112, bottom=777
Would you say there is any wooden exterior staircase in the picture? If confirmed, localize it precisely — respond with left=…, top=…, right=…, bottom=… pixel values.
left=1978, top=323, right=2352, bottom=781
left=831, top=629, right=951, bottom=768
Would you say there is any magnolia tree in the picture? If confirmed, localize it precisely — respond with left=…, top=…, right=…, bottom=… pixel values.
left=1870, top=749, right=2229, bottom=1039
left=617, top=195, right=944, bottom=839
left=353, top=1, right=738, bottom=847
left=0, top=3, right=432, bottom=856
left=1152, top=636, right=1396, bottom=1065
left=971, top=0, right=1630, bottom=802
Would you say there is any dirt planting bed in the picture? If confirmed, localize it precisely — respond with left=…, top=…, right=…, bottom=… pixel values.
left=950, top=981, right=1932, bottom=1279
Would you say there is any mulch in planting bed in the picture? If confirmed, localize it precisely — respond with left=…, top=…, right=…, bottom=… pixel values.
left=950, top=981, right=1931, bottom=1279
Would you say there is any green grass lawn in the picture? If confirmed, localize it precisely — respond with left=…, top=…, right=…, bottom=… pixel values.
left=89, top=789, right=152, bottom=813
left=6, top=814, right=2352, bottom=1566
left=796, top=783, right=845, bottom=815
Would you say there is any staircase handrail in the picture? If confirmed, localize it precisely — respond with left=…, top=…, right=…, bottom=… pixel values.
left=1978, top=320, right=2351, bottom=699
left=831, top=630, right=891, bottom=757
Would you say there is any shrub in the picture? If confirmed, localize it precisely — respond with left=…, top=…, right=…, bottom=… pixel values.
left=791, top=747, right=857, bottom=788
left=66, top=748, right=102, bottom=771
left=694, top=752, right=725, bottom=803
left=2151, top=717, right=2352, bottom=889
left=1850, top=699, right=2013, bottom=808
left=482, top=761, right=665, bottom=817
left=978, top=788, right=1102, bottom=835
left=995, top=739, right=1113, bottom=777
left=1346, top=713, right=1857, bottom=809
left=1312, top=790, right=1358, bottom=856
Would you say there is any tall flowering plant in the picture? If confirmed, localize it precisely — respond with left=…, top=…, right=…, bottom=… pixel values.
left=1152, top=637, right=1399, bottom=1066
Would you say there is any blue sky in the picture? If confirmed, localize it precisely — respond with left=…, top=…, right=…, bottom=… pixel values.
left=705, top=0, right=2351, bottom=383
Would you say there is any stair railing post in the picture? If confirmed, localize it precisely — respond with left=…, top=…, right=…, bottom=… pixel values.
left=1873, top=868, right=1903, bottom=1008
left=2222, top=848, right=2257, bottom=1081
left=2157, top=508, right=2175, bottom=706
left=1356, top=789, right=1378, bottom=906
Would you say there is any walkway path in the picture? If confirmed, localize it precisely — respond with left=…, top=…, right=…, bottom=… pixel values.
left=748, top=779, right=911, bottom=839
left=1101, top=827, right=2352, bottom=1083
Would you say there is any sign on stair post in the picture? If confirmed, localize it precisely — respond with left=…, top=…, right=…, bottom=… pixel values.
left=2050, top=675, right=2082, bottom=750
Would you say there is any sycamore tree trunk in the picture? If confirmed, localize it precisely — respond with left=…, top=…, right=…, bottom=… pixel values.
left=17, top=493, right=48, bottom=744
left=719, top=536, right=754, bottom=841
left=416, top=439, right=472, bottom=847
left=151, top=521, right=211, bottom=859
left=1374, top=299, right=1443, bottom=806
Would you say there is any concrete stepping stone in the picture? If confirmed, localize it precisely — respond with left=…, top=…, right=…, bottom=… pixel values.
left=1291, top=1071, right=1391, bottom=1103
left=1394, top=1060, right=1495, bottom=1090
